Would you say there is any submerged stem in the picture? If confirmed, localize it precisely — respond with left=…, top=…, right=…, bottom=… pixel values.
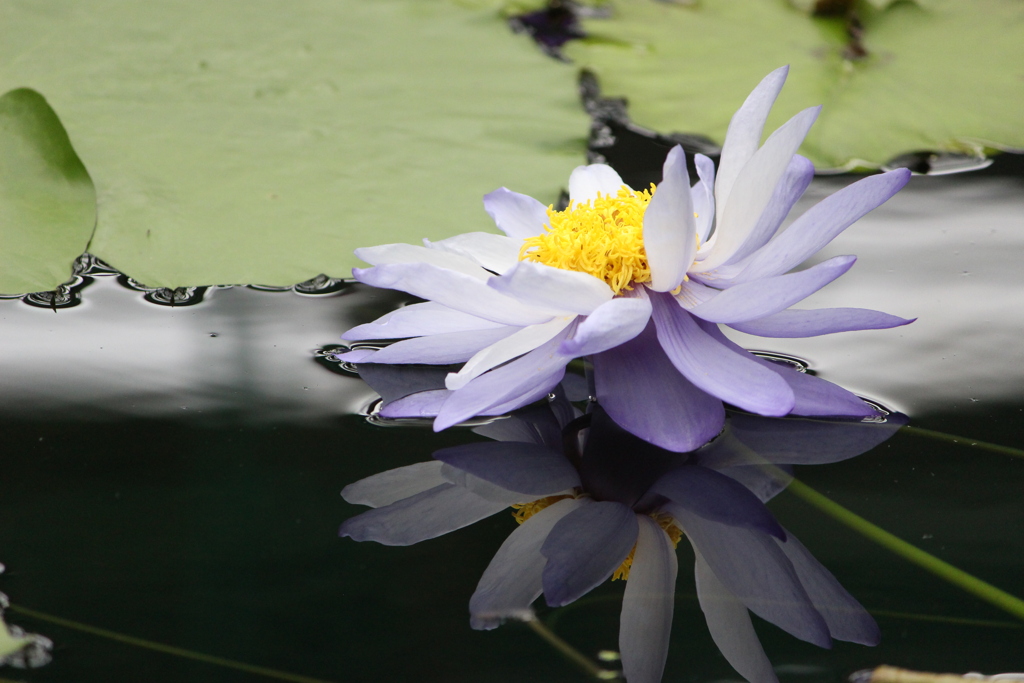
left=899, top=425, right=1024, bottom=460
left=6, top=604, right=337, bottom=683
left=520, top=614, right=619, bottom=680
left=787, top=479, right=1024, bottom=622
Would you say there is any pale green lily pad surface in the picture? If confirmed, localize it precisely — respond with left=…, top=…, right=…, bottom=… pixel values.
left=0, top=0, right=586, bottom=289
left=565, top=0, right=1024, bottom=169
left=0, top=88, right=96, bottom=295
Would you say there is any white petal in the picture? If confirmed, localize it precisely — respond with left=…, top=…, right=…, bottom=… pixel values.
left=697, top=106, right=821, bottom=273
left=488, top=261, right=614, bottom=315
left=568, top=164, right=626, bottom=203
left=339, top=483, right=510, bottom=546
left=470, top=498, right=586, bottom=630
left=425, top=232, right=522, bottom=275
left=361, top=326, right=519, bottom=365
left=694, top=550, right=779, bottom=683
left=342, top=302, right=503, bottom=341
left=446, top=316, right=574, bottom=390
left=692, top=153, right=717, bottom=244
left=354, top=263, right=560, bottom=327
left=644, top=146, right=698, bottom=292
left=341, top=461, right=446, bottom=508
left=355, top=243, right=488, bottom=280
left=483, top=187, right=549, bottom=241
left=715, top=65, right=789, bottom=214
left=560, top=294, right=652, bottom=357
left=619, top=515, right=678, bottom=683
left=440, top=465, right=533, bottom=505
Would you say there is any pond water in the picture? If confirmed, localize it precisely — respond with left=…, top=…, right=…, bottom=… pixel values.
left=0, top=156, right=1022, bottom=682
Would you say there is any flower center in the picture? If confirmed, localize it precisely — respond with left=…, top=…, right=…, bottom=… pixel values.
left=513, top=497, right=682, bottom=583
left=519, top=185, right=654, bottom=295
left=611, top=513, right=682, bottom=581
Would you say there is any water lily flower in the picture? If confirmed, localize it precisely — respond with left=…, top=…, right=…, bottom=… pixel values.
left=339, top=65, right=913, bottom=451
left=339, top=397, right=904, bottom=683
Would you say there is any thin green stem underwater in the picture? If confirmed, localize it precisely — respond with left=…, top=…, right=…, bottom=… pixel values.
left=786, top=479, right=1024, bottom=622
left=899, top=425, right=1024, bottom=460
left=520, top=614, right=619, bottom=680
left=6, top=605, right=337, bottom=683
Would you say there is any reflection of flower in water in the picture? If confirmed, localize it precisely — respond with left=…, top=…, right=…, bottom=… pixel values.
left=339, top=393, right=904, bottom=683
left=339, top=65, right=912, bottom=452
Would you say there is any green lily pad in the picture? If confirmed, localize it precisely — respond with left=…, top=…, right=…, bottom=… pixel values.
left=0, top=0, right=586, bottom=288
left=0, top=88, right=96, bottom=295
left=564, top=0, right=1024, bottom=170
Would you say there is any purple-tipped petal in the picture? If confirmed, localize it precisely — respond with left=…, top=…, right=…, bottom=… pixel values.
left=619, top=516, right=678, bottom=683
left=650, top=294, right=795, bottom=416
left=541, top=501, right=638, bottom=607
left=732, top=168, right=912, bottom=283
left=471, top=403, right=563, bottom=447
left=644, top=146, right=697, bottom=292
left=354, top=263, right=558, bottom=326
left=488, top=261, right=613, bottom=315
left=776, top=532, right=881, bottom=645
left=342, top=302, right=504, bottom=341
left=360, top=326, right=519, bottom=365
left=487, top=371, right=567, bottom=417
left=433, top=326, right=574, bottom=431
left=700, top=320, right=877, bottom=418
left=689, top=255, right=856, bottom=324
left=446, top=317, right=573, bottom=389
left=694, top=551, right=779, bottom=683
left=700, top=106, right=820, bottom=272
left=672, top=278, right=719, bottom=309
left=356, top=364, right=448, bottom=402
left=339, top=483, right=515, bottom=546
left=483, top=187, right=549, bottom=241
left=355, top=243, right=488, bottom=280
left=470, top=498, right=586, bottom=630
left=692, top=153, right=716, bottom=244
left=723, top=412, right=906, bottom=466
left=671, top=505, right=831, bottom=648
left=722, top=154, right=816, bottom=267
left=593, top=322, right=724, bottom=453
left=729, top=307, right=915, bottom=337
left=568, top=164, right=626, bottom=202
left=650, top=466, right=785, bottom=539
left=715, top=65, right=790, bottom=213
left=341, top=461, right=447, bottom=508
left=433, top=442, right=581, bottom=496
left=440, top=466, right=535, bottom=504
left=559, top=295, right=652, bottom=357
left=379, top=389, right=449, bottom=418
left=425, top=232, right=522, bottom=274
left=715, top=463, right=794, bottom=504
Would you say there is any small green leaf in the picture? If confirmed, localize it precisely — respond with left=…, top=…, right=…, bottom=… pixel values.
left=0, top=0, right=587, bottom=288
left=0, top=88, right=96, bottom=294
left=564, top=0, right=1024, bottom=169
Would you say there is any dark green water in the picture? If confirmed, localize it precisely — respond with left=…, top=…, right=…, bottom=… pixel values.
left=1, top=160, right=1023, bottom=681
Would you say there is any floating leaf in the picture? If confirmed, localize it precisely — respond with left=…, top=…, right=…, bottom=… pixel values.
left=0, top=88, right=96, bottom=295
left=564, top=0, right=1024, bottom=170
left=0, top=0, right=587, bottom=288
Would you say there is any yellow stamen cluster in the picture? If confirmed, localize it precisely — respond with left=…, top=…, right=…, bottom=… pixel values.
left=519, top=185, right=655, bottom=295
left=511, top=494, right=575, bottom=524
left=611, top=513, right=683, bottom=582
left=513, top=497, right=682, bottom=583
